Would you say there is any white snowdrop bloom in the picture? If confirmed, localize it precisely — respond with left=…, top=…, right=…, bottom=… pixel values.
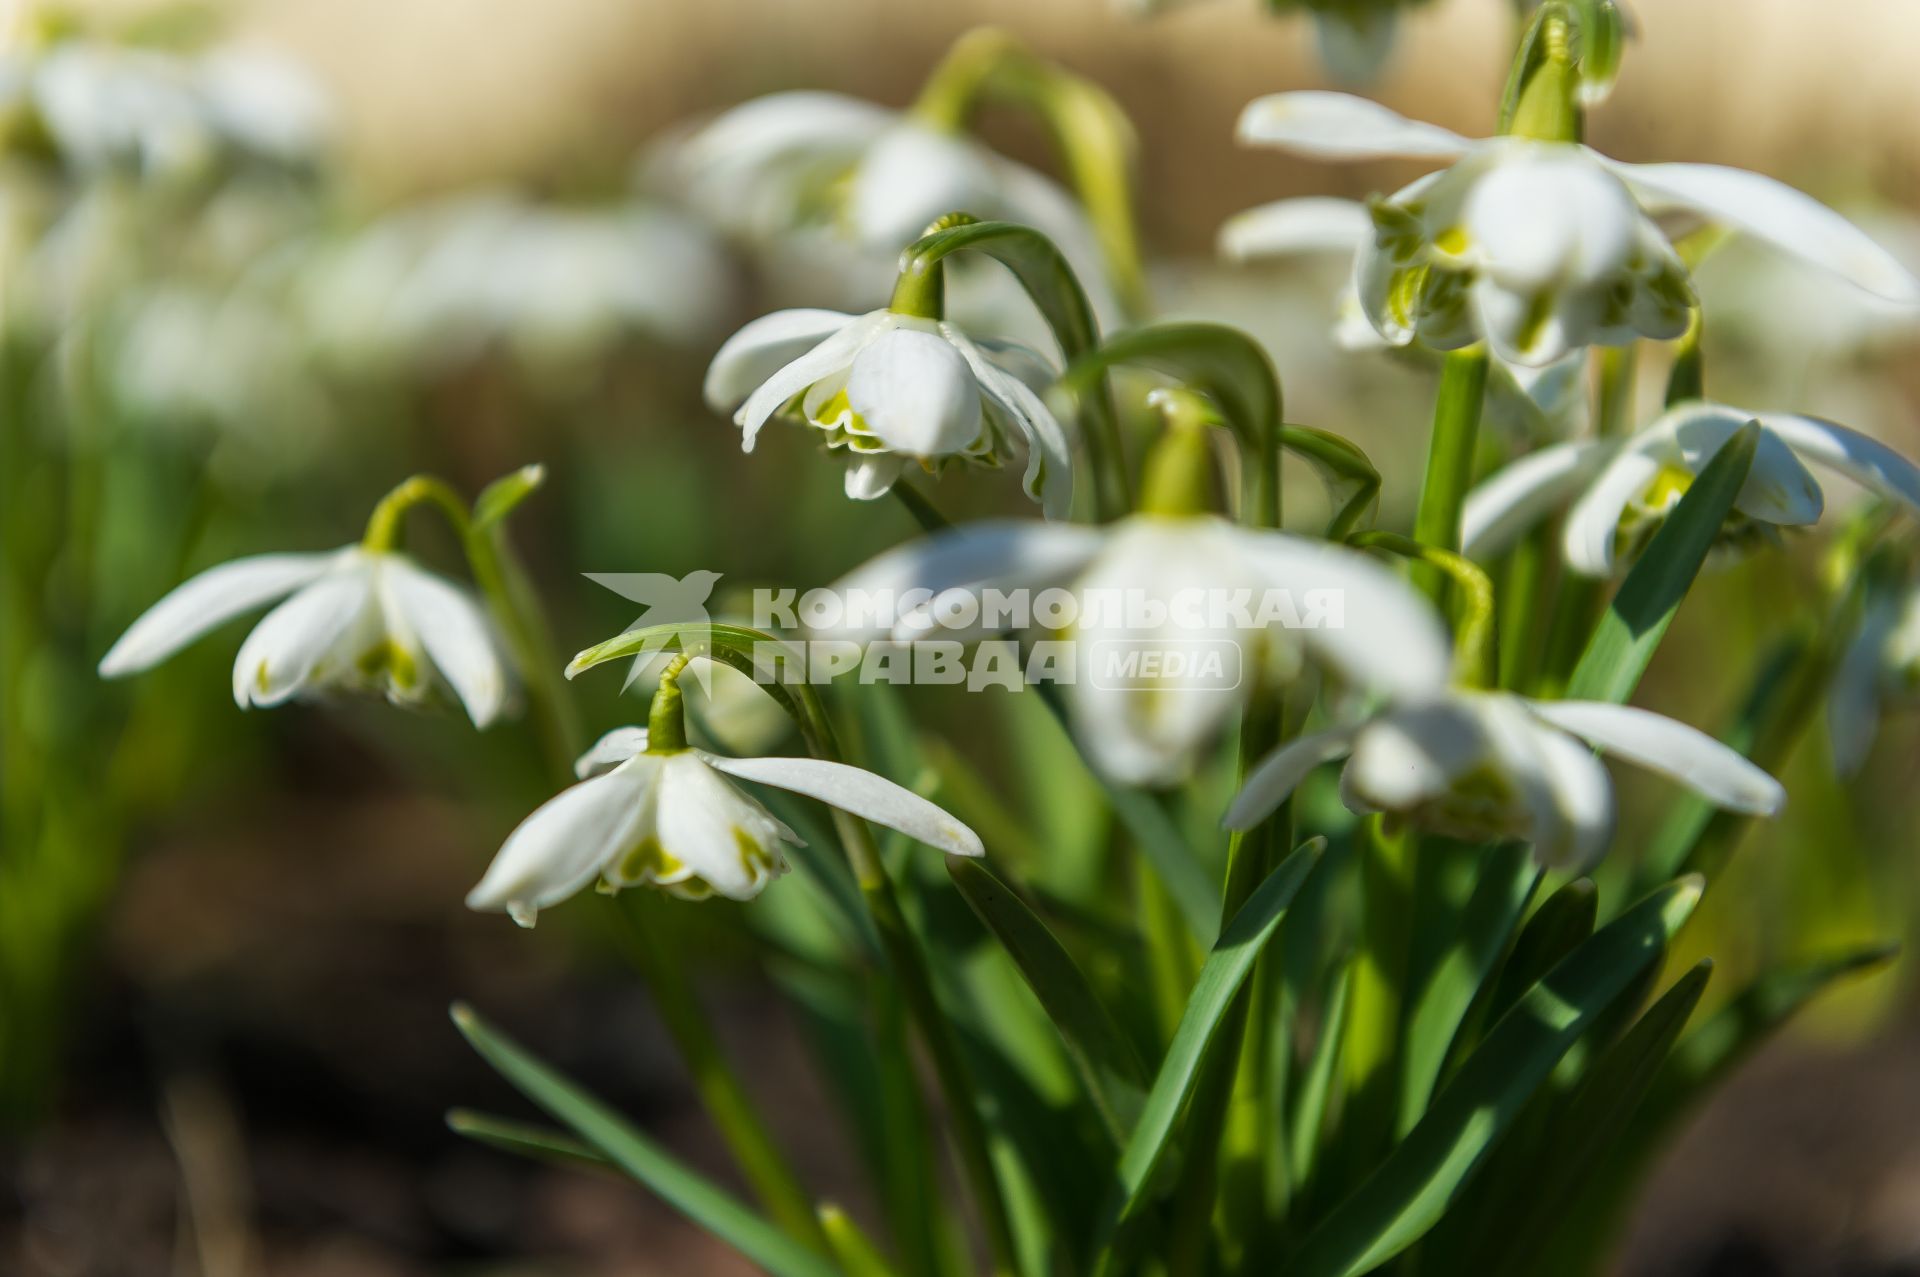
left=1228, top=92, right=1920, bottom=366
left=820, top=516, right=1451, bottom=786
left=1219, top=194, right=1589, bottom=437
left=705, top=307, right=1074, bottom=515
left=1827, top=581, right=1920, bottom=776
left=299, top=191, right=731, bottom=378
left=98, top=546, right=515, bottom=727
left=466, top=726, right=984, bottom=925
left=650, top=91, right=1114, bottom=316
left=1225, top=690, right=1784, bottom=869
left=1461, top=401, right=1920, bottom=576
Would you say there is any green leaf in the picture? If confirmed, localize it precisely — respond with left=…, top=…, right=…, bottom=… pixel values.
left=450, top=1003, right=838, bottom=1277
left=470, top=463, right=546, bottom=532
left=1398, top=844, right=1539, bottom=1135
left=1563, top=423, right=1758, bottom=705
left=1484, top=878, right=1597, bottom=1027
left=1059, top=322, right=1283, bottom=526
left=1646, top=944, right=1897, bottom=1125
left=948, top=856, right=1150, bottom=1145
left=819, top=1203, right=900, bottom=1277
left=1092, top=838, right=1325, bottom=1257
left=446, top=1108, right=610, bottom=1171
left=1480, top=960, right=1713, bottom=1277
left=1288, top=876, right=1703, bottom=1277
left=1288, top=958, right=1354, bottom=1193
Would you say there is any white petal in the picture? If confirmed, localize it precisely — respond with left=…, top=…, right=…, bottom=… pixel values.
left=1664, top=404, right=1822, bottom=527
left=945, top=327, right=1075, bottom=519
left=1528, top=700, right=1786, bottom=816
left=1218, top=197, right=1371, bottom=262
left=1532, top=725, right=1616, bottom=870
left=1609, top=158, right=1920, bottom=306
left=466, top=766, right=650, bottom=926
left=820, top=520, right=1106, bottom=641
left=845, top=453, right=906, bottom=500
left=1760, top=413, right=1920, bottom=515
left=654, top=753, right=795, bottom=900
left=735, top=311, right=886, bottom=449
left=845, top=327, right=983, bottom=457
left=703, top=752, right=983, bottom=857
left=1225, top=528, right=1452, bottom=695
left=230, top=569, right=372, bottom=708
left=1562, top=442, right=1667, bottom=577
left=1222, top=726, right=1359, bottom=831
left=99, top=550, right=341, bottom=677
left=382, top=557, right=513, bottom=728
left=1235, top=91, right=1474, bottom=161
left=1828, top=597, right=1897, bottom=777
left=575, top=726, right=651, bottom=779
left=1461, top=440, right=1613, bottom=560
left=849, top=124, right=997, bottom=248
left=704, top=308, right=856, bottom=411
left=1466, top=148, right=1640, bottom=292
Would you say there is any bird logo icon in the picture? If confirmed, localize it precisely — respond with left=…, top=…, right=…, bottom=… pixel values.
left=583, top=570, right=725, bottom=694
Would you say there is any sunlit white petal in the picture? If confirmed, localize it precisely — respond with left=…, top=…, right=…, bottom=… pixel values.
left=1236, top=91, right=1472, bottom=160
left=704, top=308, right=856, bottom=411
left=1528, top=699, right=1785, bottom=815
left=99, top=550, right=339, bottom=677
left=383, top=558, right=512, bottom=728
left=703, top=752, right=983, bottom=857
left=845, top=326, right=983, bottom=456
left=230, top=570, right=371, bottom=708
left=1218, top=197, right=1371, bottom=261
left=1223, top=726, right=1359, bottom=831
left=575, top=726, right=651, bottom=779
left=1461, top=440, right=1611, bottom=560
left=466, top=767, right=648, bottom=926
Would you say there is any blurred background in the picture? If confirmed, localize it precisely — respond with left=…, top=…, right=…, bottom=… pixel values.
left=4, top=0, right=1920, bottom=1273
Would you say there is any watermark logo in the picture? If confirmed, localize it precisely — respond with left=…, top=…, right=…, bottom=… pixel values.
left=586, top=574, right=1339, bottom=693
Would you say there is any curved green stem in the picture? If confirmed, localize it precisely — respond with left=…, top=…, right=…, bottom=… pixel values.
left=900, top=218, right=1126, bottom=520
left=1351, top=532, right=1497, bottom=688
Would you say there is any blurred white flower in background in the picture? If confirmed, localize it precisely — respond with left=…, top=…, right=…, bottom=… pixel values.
left=99, top=546, right=517, bottom=727
left=705, top=306, right=1074, bottom=514
left=298, top=190, right=733, bottom=385
left=648, top=90, right=1115, bottom=319
left=1461, top=401, right=1920, bottom=575
left=466, top=725, right=983, bottom=925
left=1224, top=690, right=1784, bottom=869
left=1229, top=92, right=1920, bottom=366
left=1828, top=576, right=1920, bottom=776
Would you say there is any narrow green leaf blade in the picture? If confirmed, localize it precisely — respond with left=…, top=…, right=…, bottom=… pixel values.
left=819, top=1203, right=900, bottom=1277
left=1564, top=422, right=1758, bottom=705
left=1289, top=877, right=1703, bottom=1277
left=471, top=463, right=546, bottom=532
left=1288, top=957, right=1354, bottom=1192
left=948, top=856, right=1149, bottom=1143
left=1398, top=844, right=1539, bottom=1135
left=450, top=1003, right=837, bottom=1277
left=447, top=1108, right=610, bottom=1170
left=1093, top=838, right=1325, bottom=1251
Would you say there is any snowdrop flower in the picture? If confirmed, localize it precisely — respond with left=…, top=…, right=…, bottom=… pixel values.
left=1828, top=579, right=1920, bottom=775
left=821, top=516, right=1451, bottom=786
left=705, top=307, right=1074, bottom=515
left=299, top=191, right=731, bottom=380
left=1225, top=691, right=1784, bottom=868
left=1120, top=0, right=1431, bottom=83
left=466, top=726, right=983, bottom=925
left=649, top=90, right=1113, bottom=315
left=98, top=546, right=514, bottom=727
left=1219, top=195, right=1589, bottom=437
left=1462, top=401, right=1920, bottom=576
left=1228, top=92, right=1920, bottom=366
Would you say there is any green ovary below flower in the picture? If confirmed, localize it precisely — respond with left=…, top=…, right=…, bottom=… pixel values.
left=704, top=306, right=1075, bottom=516
left=465, top=726, right=984, bottom=927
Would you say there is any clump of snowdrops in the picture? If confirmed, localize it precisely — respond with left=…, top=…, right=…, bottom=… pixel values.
left=93, top=3, right=1920, bottom=1274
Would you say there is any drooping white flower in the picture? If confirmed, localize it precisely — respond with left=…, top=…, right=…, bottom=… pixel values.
left=1225, top=690, right=1784, bottom=868
left=1227, top=92, right=1920, bottom=366
left=98, top=546, right=514, bottom=727
left=648, top=90, right=1114, bottom=316
left=820, top=516, right=1451, bottom=786
left=465, top=726, right=983, bottom=925
left=1828, top=580, right=1920, bottom=776
left=298, top=191, right=732, bottom=381
left=1461, top=401, right=1920, bottom=576
left=1218, top=194, right=1589, bottom=438
left=705, top=307, right=1074, bottom=515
